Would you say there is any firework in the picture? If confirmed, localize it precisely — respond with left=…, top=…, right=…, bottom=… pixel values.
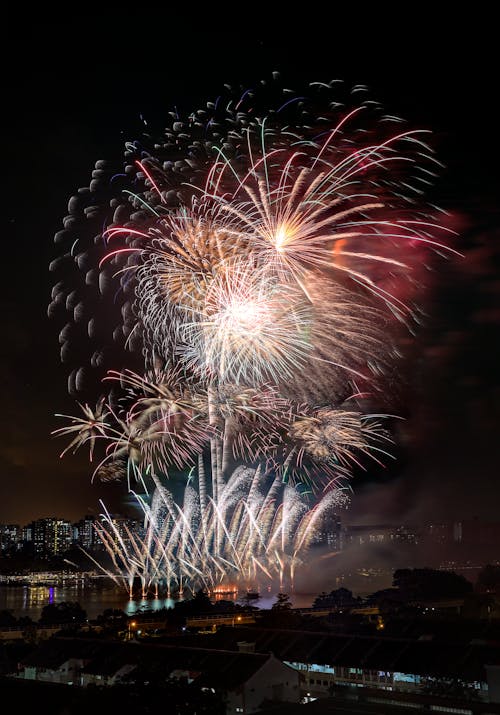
left=49, top=76, right=456, bottom=398
left=54, top=370, right=390, bottom=495
left=89, top=468, right=349, bottom=598
left=50, top=75, right=456, bottom=595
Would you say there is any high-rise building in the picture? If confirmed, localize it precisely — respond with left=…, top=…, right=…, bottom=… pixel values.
left=313, top=513, right=343, bottom=551
left=453, top=519, right=500, bottom=546
left=426, top=522, right=453, bottom=544
left=89, top=514, right=144, bottom=557
left=390, top=525, right=419, bottom=544
left=31, top=518, right=74, bottom=556
left=0, top=524, right=22, bottom=552
left=345, top=524, right=393, bottom=546
left=74, top=515, right=97, bottom=550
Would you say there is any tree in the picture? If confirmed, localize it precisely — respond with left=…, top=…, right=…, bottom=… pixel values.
left=366, top=588, right=405, bottom=609
left=240, top=591, right=261, bottom=610
left=461, top=593, right=496, bottom=620
left=393, top=568, right=473, bottom=600
left=166, top=589, right=214, bottom=627
left=96, top=608, right=128, bottom=631
left=0, top=610, right=17, bottom=628
left=271, top=593, right=292, bottom=610
left=212, top=599, right=237, bottom=613
left=476, top=564, right=500, bottom=593
left=39, top=601, right=87, bottom=626
left=312, top=588, right=360, bottom=610
left=256, top=592, right=303, bottom=629
left=191, top=588, right=213, bottom=612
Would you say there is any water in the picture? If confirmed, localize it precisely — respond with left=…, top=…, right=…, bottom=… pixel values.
left=0, top=584, right=318, bottom=622
left=0, top=566, right=397, bottom=622
left=0, top=584, right=136, bottom=621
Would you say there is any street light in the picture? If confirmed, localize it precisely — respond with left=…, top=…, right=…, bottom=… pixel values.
left=128, top=620, right=137, bottom=640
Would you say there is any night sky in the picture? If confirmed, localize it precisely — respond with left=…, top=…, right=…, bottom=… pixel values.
left=2, top=15, right=499, bottom=526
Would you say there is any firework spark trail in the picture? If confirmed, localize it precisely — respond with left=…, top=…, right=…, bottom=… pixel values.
left=53, top=381, right=392, bottom=492
left=51, top=76, right=457, bottom=596
left=88, top=467, right=349, bottom=597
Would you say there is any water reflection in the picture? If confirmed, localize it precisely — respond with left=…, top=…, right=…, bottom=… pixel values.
left=124, top=597, right=177, bottom=615
left=0, top=584, right=134, bottom=621
left=0, top=584, right=318, bottom=621
left=0, top=565, right=398, bottom=623
left=0, top=585, right=196, bottom=621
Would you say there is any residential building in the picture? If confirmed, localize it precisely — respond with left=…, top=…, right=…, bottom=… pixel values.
left=31, top=518, right=73, bottom=556
left=11, top=637, right=301, bottom=714
left=0, top=523, right=22, bottom=552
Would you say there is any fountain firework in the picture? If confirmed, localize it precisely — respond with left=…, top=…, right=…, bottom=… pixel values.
left=87, top=468, right=349, bottom=598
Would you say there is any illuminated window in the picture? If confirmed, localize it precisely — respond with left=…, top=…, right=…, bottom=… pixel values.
left=393, top=672, right=420, bottom=684
left=284, top=661, right=334, bottom=675
left=309, top=663, right=335, bottom=674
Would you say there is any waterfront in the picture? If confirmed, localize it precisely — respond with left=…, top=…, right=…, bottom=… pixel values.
left=0, top=583, right=319, bottom=621
left=0, top=583, right=137, bottom=621
left=0, top=562, right=485, bottom=622
left=0, top=567, right=412, bottom=620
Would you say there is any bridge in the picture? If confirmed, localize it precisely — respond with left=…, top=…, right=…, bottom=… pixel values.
left=186, top=613, right=256, bottom=627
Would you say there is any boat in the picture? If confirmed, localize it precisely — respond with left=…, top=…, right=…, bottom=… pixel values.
left=211, top=585, right=238, bottom=597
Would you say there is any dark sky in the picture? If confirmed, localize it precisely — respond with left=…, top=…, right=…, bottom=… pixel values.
left=2, top=15, right=499, bottom=525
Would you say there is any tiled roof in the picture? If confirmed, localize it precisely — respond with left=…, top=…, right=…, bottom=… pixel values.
left=80, top=649, right=135, bottom=676
left=147, top=626, right=500, bottom=680
left=20, top=640, right=104, bottom=669
left=20, top=637, right=272, bottom=688
left=20, top=628, right=500, bottom=684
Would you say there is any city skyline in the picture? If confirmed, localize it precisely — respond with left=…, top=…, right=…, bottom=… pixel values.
left=2, top=19, right=499, bottom=527
left=3, top=510, right=500, bottom=534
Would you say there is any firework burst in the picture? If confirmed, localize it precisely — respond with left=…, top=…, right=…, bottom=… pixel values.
left=49, top=76, right=456, bottom=398
left=51, top=75, right=457, bottom=595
